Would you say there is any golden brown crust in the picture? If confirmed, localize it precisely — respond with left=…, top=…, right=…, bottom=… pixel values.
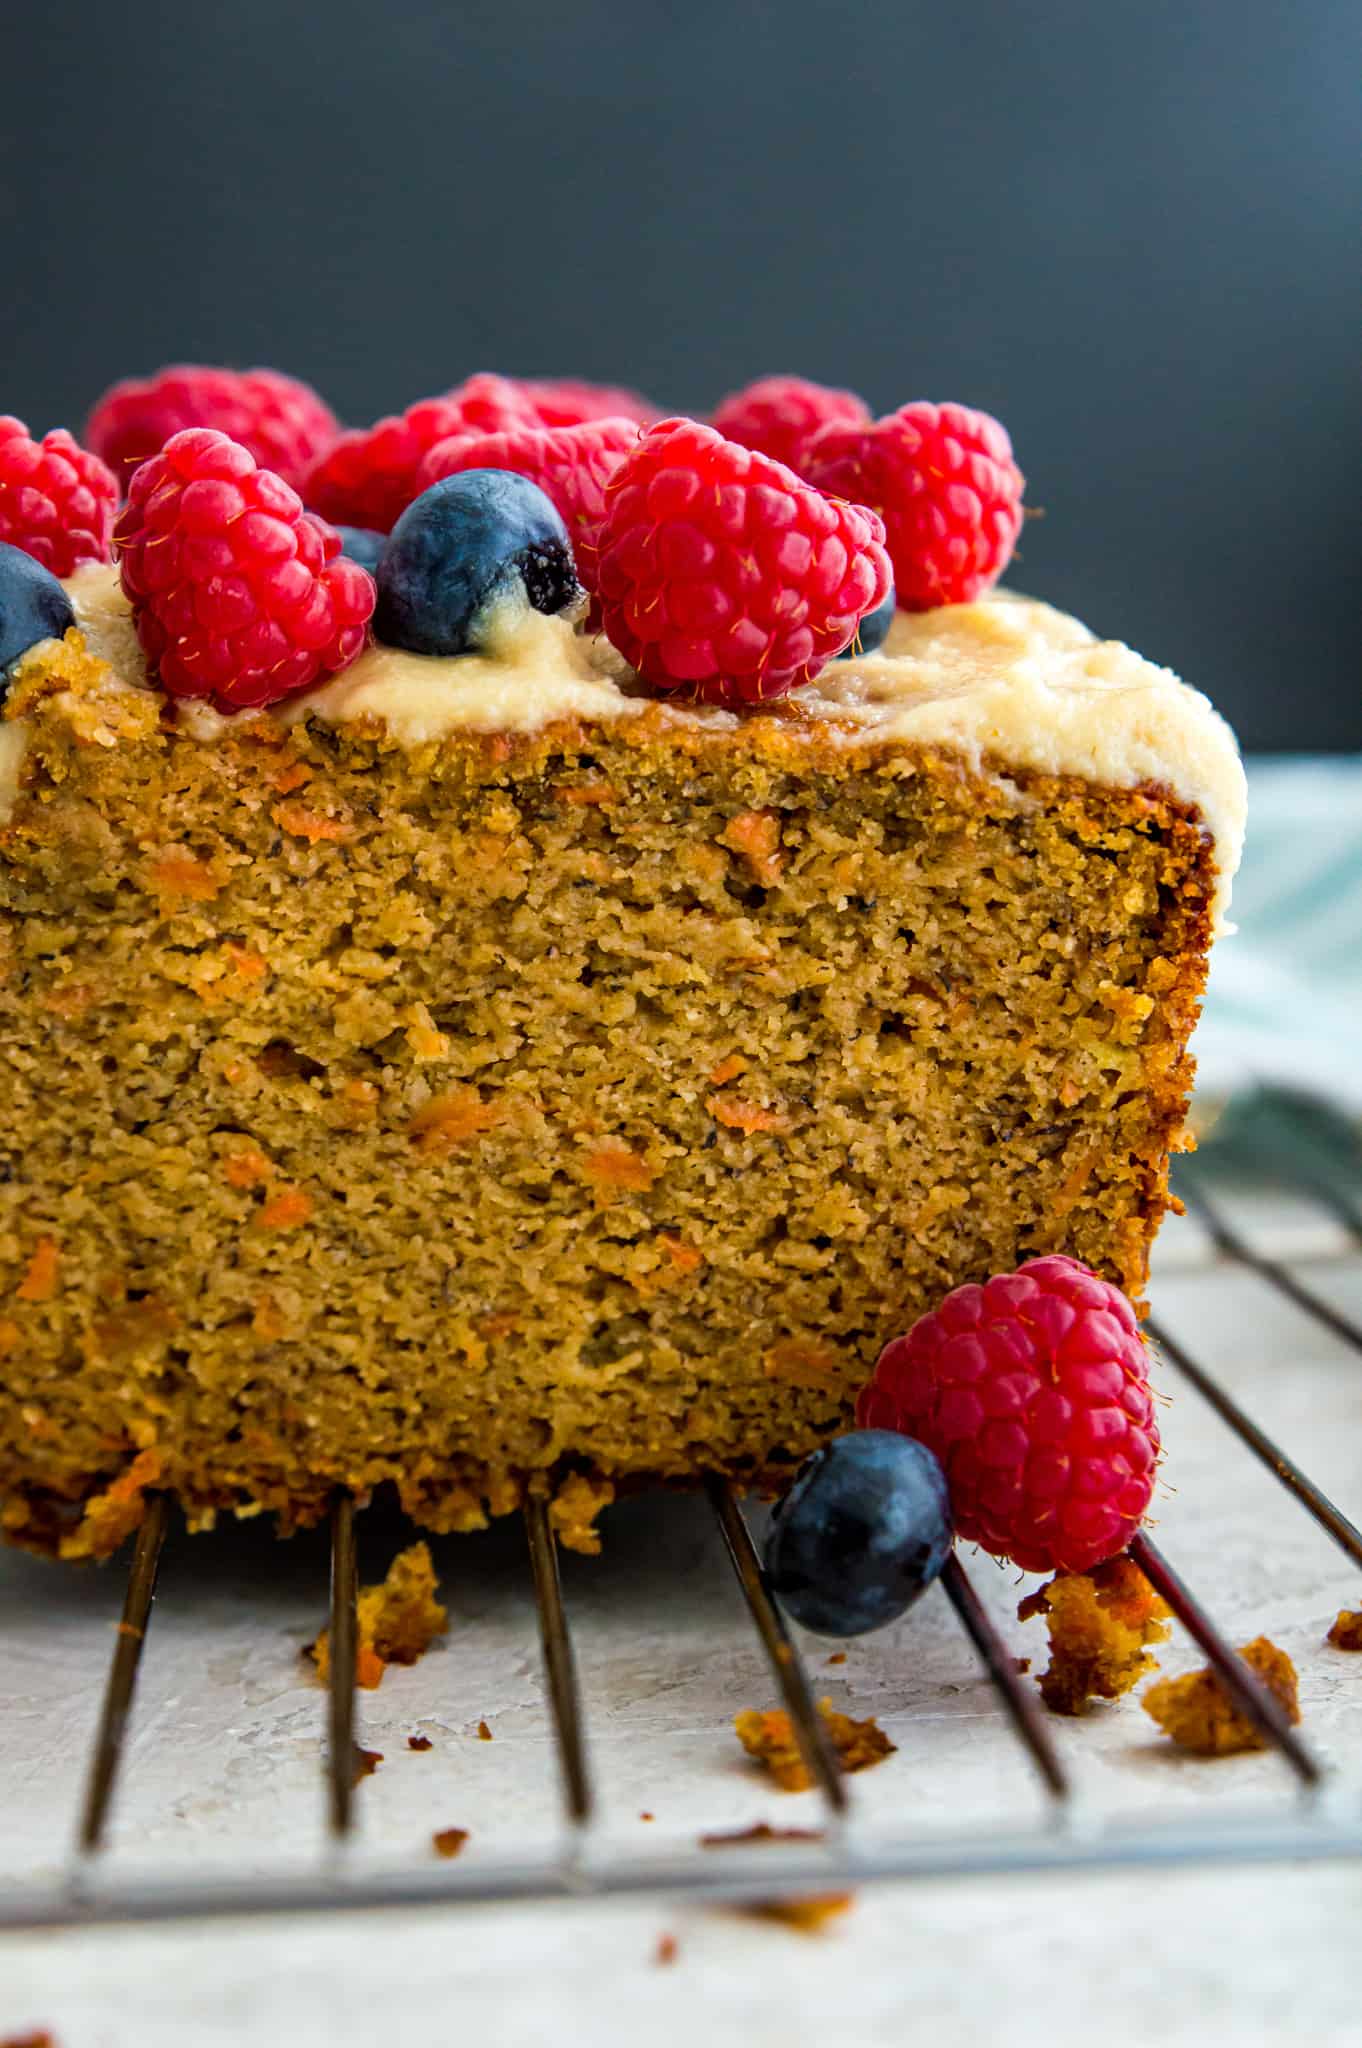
left=2, top=633, right=1216, bottom=1558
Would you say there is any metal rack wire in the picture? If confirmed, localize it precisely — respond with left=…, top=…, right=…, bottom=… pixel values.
left=4, top=1117, right=1362, bottom=1931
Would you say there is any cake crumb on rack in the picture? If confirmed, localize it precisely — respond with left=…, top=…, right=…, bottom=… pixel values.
left=1326, top=1606, right=1362, bottom=1651
left=742, top=1895, right=854, bottom=1933
left=734, top=1700, right=894, bottom=1791
left=701, top=1822, right=824, bottom=1847
left=432, top=1826, right=470, bottom=1859
left=407, top=1732, right=434, bottom=1751
left=352, top=1746, right=383, bottom=1783
left=0, top=2032, right=58, bottom=2047
left=476, top=1719, right=493, bottom=1741
left=308, top=1541, right=448, bottom=1690
left=654, top=1932, right=680, bottom=1966
left=1142, top=1636, right=1301, bottom=1755
left=1018, top=1556, right=1170, bottom=1715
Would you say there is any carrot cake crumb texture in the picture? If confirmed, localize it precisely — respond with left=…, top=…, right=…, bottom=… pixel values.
left=1017, top=1556, right=1171, bottom=1715
left=1142, top=1636, right=1301, bottom=1755
left=1, top=579, right=1222, bottom=1559
left=734, top=1700, right=895, bottom=1791
left=1326, top=1606, right=1362, bottom=1651
left=309, top=1541, right=447, bottom=1689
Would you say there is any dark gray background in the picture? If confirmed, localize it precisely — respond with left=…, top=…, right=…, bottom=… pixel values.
left=6, top=1, right=1358, bottom=749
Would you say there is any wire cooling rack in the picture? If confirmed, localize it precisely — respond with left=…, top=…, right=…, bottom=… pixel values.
left=2, top=1091, right=1361, bottom=1931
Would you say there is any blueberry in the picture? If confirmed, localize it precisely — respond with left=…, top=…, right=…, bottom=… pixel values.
left=332, top=525, right=386, bottom=574
left=374, top=470, right=583, bottom=657
left=835, top=583, right=896, bottom=660
left=764, top=1430, right=952, bottom=1637
left=0, top=542, right=75, bottom=698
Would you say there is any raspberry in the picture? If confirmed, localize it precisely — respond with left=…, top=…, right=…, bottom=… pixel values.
left=306, top=375, right=540, bottom=534
left=858, top=1255, right=1159, bottom=1576
left=803, top=401, right=1024, bottom=611
left=517, top=377, right=660, bottom=429
left=416, top=415, right=639, bottom=593
left=0, top=416, right=117, bottom=578
left=710, top=375, right=870, bottom=476
left=86, top=366, right=339, bottom=495
left=114, top=429, right=375, bottom=712
left=594, top=417, right=891, bottom=706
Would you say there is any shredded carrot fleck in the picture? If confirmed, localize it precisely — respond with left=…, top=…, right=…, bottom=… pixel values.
left=720, top=808, right=784, bottom=886
left=16, top=1237, right=60, bottom=1302
left=150, top=852, right=222, bottom=901
left=410, top=1091, right=502, bottom=1154
left=707, top=1092, right=790, bottom=1135
left=582, top=1143, right=656, bottom=1191
left=660, top=1233, right=703, bottom=1274
left=356, top=1646, right=387, bottom=1691
left=43, top=980, right=98, bottom=1019
left=763, top=1337, right=842, bottom=1389
left=251, top=1296, right=289, bottom=1341
left=271, top=759, right=314, bottom=795
left=708, top=1053, right=747, bottom=1086
left=224, top=1146, right=273, bottom=1189
left=224, top=943, right=267, bottom=981
left=255, top=1187, right=313, bottom=1230
left=272, top=801, right=353, bottom=844
left=552, top=781, right=618, bottom=806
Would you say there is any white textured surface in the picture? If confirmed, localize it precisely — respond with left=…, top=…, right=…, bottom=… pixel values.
left=2, top=1199, right=1361, bottom=2047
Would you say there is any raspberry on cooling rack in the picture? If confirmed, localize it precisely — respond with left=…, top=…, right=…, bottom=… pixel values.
left=516, top=377, right=660, bottom=429
left=594, top=416, right=892, bottom=706
left=114, top=428, right=375, bottom=713
left=803, top=400, right=1024, bottom=611
left=416, top=415, right=639, bottom=593
left=0, top=416, right=118, bottom=578
left=710, top=375, right=871, bottom=477
left=304, top=373, right=541, bottom=534
left=858, top=1254, right=1159, bottom=1575
left=86, top=365, right=339, bottom=496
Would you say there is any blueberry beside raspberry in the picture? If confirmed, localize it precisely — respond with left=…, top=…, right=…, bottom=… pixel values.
left=835, top=583, right=896, bottom=659
left=375, top=469, right=583, bottom=657
left=333, top=525, right=386, bottom=574
left=764, top=1431, right=953, bottom=1637
left=0, top=541, right=76, bottom=691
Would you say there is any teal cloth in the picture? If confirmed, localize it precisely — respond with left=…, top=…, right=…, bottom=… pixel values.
left=1193, top=757, right=1362, bottom=1107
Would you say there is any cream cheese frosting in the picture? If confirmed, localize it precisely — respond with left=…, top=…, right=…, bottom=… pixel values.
left=37, top=563, right=1246, bottom=926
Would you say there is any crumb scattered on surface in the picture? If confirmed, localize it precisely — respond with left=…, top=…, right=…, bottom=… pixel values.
left=432, top=1826, right=470, bottom=1859
left=1018, top=1556, right=1170, bottom=1715
left=655, top=1933, right=679, bottom=1966
left=1, top=2033, right=57, bottom=2047
left=741, top=1895, right=854, bottom=1933
left=1326, top=1607, right=1362, bottom=1651
left=476, top=1718, right=493, bottom=1741
left=702, top=1820, right=850, bottom=1931
left=310, top=1541, right=448, bottom=1690
left=1013, top=1657, right=1031, bottom=1674
left=352, top=1746, right=383, bottom=1783
left=1142, top=1636, right=1301, bottom=1755
left=701, top=1823, right=825, bottom=1848
left=639, top=1810, right=655, bottom=1822
left=407, top=1732, right=434, bottom=1751
left=733, top=1699, right=895, bottom=1791
left=825, top=1652, right=847, bottom=1667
